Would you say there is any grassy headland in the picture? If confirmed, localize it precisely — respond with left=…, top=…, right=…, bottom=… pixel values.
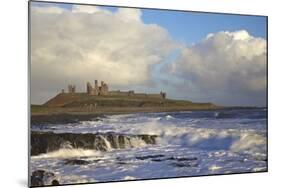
left=31, top=93, right=222, bottom=124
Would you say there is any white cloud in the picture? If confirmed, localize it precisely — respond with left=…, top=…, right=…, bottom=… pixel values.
left=31, top=6, right=66, bottom=14
left=115, top=8, right=142, bottom=22
left=30, top=4, right=267, bottom=106
left=171, top=30, right=267, bottom=105
left=30, top=4, right=175, bottom=104
left=72, top=5, right=101, bottom=14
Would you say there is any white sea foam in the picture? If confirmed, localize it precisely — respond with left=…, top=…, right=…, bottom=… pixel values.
left=230, top=133, right=266, bottom=153
left=88, top=113, right=266, bottom=155
left=123, top=176, right=136, bottom=180
left=30, top=110, right=267, bottom=185
left=127, top=118, right=266, bottom=154
left=32, top=111, right=266, bottom=155
left=32, top=149, right=101, bottom=159
left=165, top=115, right=174, bottom=119
left=209, top=165, right=222, bottom=171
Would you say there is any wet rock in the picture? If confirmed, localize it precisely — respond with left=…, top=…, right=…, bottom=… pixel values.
left=31, top=170, right=59, bottom=187
left=31, top=170, right=45, bottom=186
left=116, top=161, right=128, bottom=165
left=52, top=179, right=60, bottom=185
left=64, top=159, right=90, bottom=165
left=91, top=117, right=103, bottom=122
left=172, top=161, right=198, bottom=168
left=31, top=131, right=158, bottom=156
left=136, top=155, right=197, bottom=163
left=136, top=154, right=165, bottom=160
left=171, top=157, right=198, bottom=168
left=172, top=157, right=198, bottom=161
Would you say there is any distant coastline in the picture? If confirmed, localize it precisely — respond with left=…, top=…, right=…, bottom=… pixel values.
left=31, top=80, right=266, bottom=124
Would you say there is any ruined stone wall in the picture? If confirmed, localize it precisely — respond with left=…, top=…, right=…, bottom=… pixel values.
left=65, top=81, right=166, bottom=99
left=86, top=80, right=108, bottom=95
left=87, top=82, right=97, bottom=95
left=100, top=81, right=108, bottom=95
left=108, top=90, right=166, bottom=99
left=134, top=93, right=165, bottom=99
left=132, top=93, right=148, bottom=98
left=145, top=94, right=164, bottom=99
left=68, top=85, right=76, bottom=94
left=108, top=90, right=130, bottom=96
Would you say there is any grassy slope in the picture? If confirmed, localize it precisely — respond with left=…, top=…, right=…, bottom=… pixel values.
left=32, top=93, right=219, bottom=115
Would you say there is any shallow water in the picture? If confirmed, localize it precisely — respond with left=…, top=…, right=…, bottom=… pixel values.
left=30, top=109, right=267, bottom=185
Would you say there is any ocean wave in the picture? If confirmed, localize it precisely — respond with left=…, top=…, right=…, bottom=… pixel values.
left=32, top=111, right=267, bottom=156
left=130, top=119, right=266, bottom=154
left=214, top=111, right=235, bottom=119
left=165, top=115, right=174, bottom=120
left=32, top=148, right=101, bottom=159
left=31, top=131, right=157, bottom=156
left=230, top=133, right=266, bottom=153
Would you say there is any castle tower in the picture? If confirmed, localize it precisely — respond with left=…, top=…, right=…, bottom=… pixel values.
left=103, top=83, right=108, bottom=94
left=86, top=82, right=92, bottom=95
left=100, top=80, right=108, bottom=95
left=68, top=85, right=72, bottom=93
left=95, top=80, right=98, bottom=89
left=160, top=91, right=166, bottom=99
left=68, top=84, right=76, bottom=94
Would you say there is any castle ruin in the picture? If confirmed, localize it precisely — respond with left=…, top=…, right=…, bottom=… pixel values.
left=87, top=80, right=109, bottom=95
left=68, top=84, right=76, bottom=94
left=62, top=80, right=166, bottom=99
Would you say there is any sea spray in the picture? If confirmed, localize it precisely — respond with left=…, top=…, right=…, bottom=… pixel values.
left=31, top=109, right=267, bottom=184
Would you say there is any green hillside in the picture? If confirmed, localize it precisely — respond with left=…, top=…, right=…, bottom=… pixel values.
left=31, top=93, right=219, bottom=115
left=43, top=93, right=215, bottom=108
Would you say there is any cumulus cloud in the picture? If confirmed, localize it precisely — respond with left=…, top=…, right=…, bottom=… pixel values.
left=30, top=3, right=267, bottom=106
left=30, top=5, right=175, bottom=104
left=170, top=30, right=267, bottom=105
left=72, top=5, right=100, bottom=13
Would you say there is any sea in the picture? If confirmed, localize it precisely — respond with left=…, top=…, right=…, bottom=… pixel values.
left=30, top=108, right=267, bottom=185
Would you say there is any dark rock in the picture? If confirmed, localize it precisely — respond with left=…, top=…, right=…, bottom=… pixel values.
left=116, top=161, right=128, bottom=165
left=136, top=155, right=197, bottom=163
left=171, top=159, right=198, bottom=168
left=151, top=158, right=164, bottom=162
left=172, top=157, right=197, bottom=161
left=64, top=159, right=90, bottom=165
left=92, top=117, right=103, bottom=122
left=170, top=156, right=198, bottom=167
left=31, top=170, right=45, bottom=186
left=52, top=179, right=60, bottom=185
left=31, top=170, right=58, bottom=187
left=31, top=131, right=158, bottom=156
left=136, top=154, right=165, bottom=160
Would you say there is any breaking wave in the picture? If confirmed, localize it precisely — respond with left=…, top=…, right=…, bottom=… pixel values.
left=31, top=110, right=267, bottom=157
left=31, top=131, right=157, bottom=156
left=130, top=119, right=266, bottom=154
left=32, top=149, right=101, bottom=159
left=30, top=110, right=267, bottom=185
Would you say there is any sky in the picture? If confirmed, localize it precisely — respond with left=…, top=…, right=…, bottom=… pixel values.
left=30, top=1, right=267, bottom=106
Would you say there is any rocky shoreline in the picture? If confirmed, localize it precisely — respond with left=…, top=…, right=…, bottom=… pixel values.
left=31, top=170, right=60, bottom=187
left=31, top=131, right=158, bottom=156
